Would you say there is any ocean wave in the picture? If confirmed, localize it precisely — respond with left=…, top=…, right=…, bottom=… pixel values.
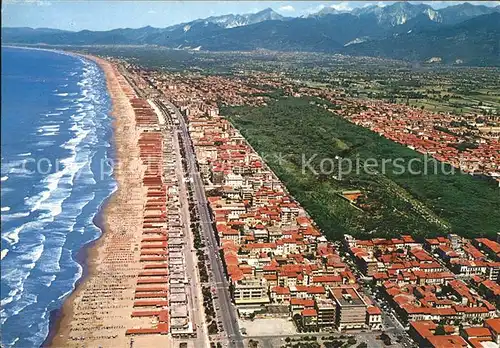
left=2, top=210, right=50, bottom=246
left=82, top=171, right=97, bottom=185
left=1, top=211, right=31, bottom=222
left=38, top=274, right=57, bottom=287
left=17, top=152, right=32, bottom=157
left=1, top=289, right=19, bottom=315
left=62, top=130, right=91, bottom=152
left=1, top=175, right=8, bottom=182
left=2, top=226, right=21, bottom=245
left=57, top=287, right=74, bottom=301
left=4, top=160, right=32, bottom=176
left=1, top=49, right=116, bottom=348
left=0, top=239, right=46, bottom=310
left=3, top=159, right=26, bottom=171
left=37, top=125, right=60, bottom=133
left=2, top=206, right=11, bottom=212
left=55, top=92, right=68, bottom=97
left=8, top=167, right=31, bottom=176
left=39, top=131, right=59, bottom=137
left=37, top=124, right=60, bottom=137
left=1, top=270, right=27, bottom=309
left=37, top=247, right=62, bottom=274
left=16, top=235, right=45, bottom=264
left=77, top=96, right=91, bottom=102
left=66, top=261, right=84, bottom=295
left=9, top=292, right=38, bottom=317
left=35, top=140, right=56, bottom=147
left=25, top=124, right=94, bottom=225
left=1, top=187, right=14, bottom=195
left=27, top=120, right=94, bottom=214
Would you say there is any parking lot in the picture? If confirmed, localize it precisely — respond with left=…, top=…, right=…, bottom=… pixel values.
left=238, top=318, right=297, bottom=337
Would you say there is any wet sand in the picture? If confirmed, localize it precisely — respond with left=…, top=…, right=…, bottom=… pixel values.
left=48, top=56, right=167, bottom=348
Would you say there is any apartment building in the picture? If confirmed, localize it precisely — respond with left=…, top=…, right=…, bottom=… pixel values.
left=331, top=287, right=367, bottom=331
left=315, top=298, right=337, bottom=332
left=232, top=277, right=270, bottom=312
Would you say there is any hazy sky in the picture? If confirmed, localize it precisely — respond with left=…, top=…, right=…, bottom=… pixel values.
left=2, top=1, right=499, bottom=31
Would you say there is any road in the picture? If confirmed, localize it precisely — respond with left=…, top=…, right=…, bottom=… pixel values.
left=121, top=66, right=243, bottom=347
left=146, top=96, right=209, bottom=347
left=172, top=124, right=210, bottom=348
left=345, top=258, right=415, bottom=347
left=160, top=99, right=244, bottom=348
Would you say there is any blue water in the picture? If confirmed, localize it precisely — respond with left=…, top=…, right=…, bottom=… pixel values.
left=1, top=47, right=116, bottom=347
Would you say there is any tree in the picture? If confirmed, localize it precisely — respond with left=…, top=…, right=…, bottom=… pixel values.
left=380, top=332, right=390, bottom=341
left=435, top=325, right=446, bottom=335
left=248, top=339, right=259, bottom=348
left=208, top=321, right=218, bottom=335
left=347, top=337, right=357, bottom=345
left=356, top=343, right=368, bottom=348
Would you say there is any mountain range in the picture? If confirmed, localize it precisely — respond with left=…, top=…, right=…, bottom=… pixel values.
left=2, top=3, right=500, bottom=66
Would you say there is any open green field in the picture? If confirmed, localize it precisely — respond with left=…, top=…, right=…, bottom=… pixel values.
left=222, top=97, right=500, bottom=240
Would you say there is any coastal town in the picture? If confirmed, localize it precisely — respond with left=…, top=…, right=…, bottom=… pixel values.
left=45, top=55, right=499, bottom=348
left=136, top=65, right=500, bottom=182
left=4, top=1, right=500, bottom=347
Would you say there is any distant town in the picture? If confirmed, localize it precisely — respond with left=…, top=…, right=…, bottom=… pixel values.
left=133, top=57, right=500, bottom=182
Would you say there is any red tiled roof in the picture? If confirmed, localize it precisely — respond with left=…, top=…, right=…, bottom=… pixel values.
left=463, top=327, right=492, bottom=338
left=290, top=298, right=315, bottom=307
left=427, top=336, right=467, bottom=348
left=312, top=275, right=342, bottom=283
left=307, top=286, right=326, bottom=294
left=301, top=309, right=317, bottom=317
left=367, top=306, right=382, bottom=315
left=485, top=318, right=500, bottom=335
left=272, top=286, right=290, bottom=295
left=475, top=238, right=500, bottom=254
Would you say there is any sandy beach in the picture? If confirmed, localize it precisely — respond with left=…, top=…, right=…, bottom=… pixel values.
left=48, top=56, right=169, bottom=348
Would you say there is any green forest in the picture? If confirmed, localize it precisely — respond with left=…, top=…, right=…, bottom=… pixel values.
left=222, top=97, right=500, bottom=240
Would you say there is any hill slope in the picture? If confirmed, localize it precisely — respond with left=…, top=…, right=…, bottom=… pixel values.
left=2, top=4, right=499, bottom=65
left=343, top=13, right=500, bottom=66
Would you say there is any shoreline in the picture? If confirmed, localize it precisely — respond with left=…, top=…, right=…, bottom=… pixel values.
left=2, top=46, right=121, bottom=348
left=44, top=54, right=120, bottom=347
left=43, top=193, right=110, bottom=347
left=46, top=184, right=115, bottom=347
left=46, top=54, right=146, bottom=347
left=41, top=52, right=117, bottom=347
left=41, top=46, right=118, bottom=347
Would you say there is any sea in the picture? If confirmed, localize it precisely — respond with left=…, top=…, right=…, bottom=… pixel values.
left=1, top=46, right=117, bottom=347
